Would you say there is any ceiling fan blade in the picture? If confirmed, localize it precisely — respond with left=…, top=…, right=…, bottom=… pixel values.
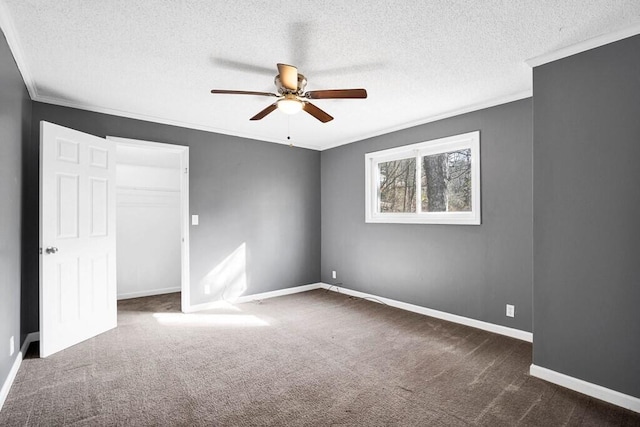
left=302, top=102, right=333, bottom=123
left=250, top=103, right=278, bottom=121
left=277, top=63, right=298, bottom=91
left=211, top=89, right=277, bottom=97
left=305, top=89, right=368, bottom=99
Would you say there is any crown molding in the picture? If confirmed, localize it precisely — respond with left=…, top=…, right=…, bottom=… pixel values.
left=35, top=91, right=533, bottom=153
left=320, top=90, right=533, bottom=151
left=526, top=22, right=640, bottom=68
left=33, top=95, right=323, bottom=151
left=3, top=3, right=638, bottom=151
left=0, top=1, right=38, bottom=99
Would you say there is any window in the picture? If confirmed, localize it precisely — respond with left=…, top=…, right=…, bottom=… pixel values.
left=365, top=131, right=480, bottom=225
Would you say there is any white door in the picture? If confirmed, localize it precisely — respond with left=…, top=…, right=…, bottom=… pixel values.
left=40, top=121, right=117, bottom=357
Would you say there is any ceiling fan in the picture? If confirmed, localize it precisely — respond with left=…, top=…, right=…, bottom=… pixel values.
left=211, top=63, right=367, bottom=123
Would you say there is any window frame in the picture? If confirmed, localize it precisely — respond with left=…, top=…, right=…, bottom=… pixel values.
left=365, top=131, right=481, bottom=225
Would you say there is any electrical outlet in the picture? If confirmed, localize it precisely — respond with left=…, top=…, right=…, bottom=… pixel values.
left=506, top=304, right=515, bottom=318
left=9, top=336, right=15, bottom=356
left=332, top=271, right=337, bottom=279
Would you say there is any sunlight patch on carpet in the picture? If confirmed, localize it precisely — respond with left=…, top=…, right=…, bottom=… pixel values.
left=152, top=312, right=268, bottom=327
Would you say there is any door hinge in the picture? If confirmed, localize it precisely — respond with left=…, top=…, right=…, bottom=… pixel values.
left=184, top=167, right=188, bottom=174
left=39, top=248, right=42, bottom=255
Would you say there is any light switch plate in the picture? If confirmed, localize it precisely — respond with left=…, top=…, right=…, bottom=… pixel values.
left=191, top=215, right=199, bottom=225
left=506, top=304, right=515, bottom=318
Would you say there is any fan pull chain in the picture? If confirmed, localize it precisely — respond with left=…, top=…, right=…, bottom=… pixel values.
left=287, top=116, right=293, bottom=147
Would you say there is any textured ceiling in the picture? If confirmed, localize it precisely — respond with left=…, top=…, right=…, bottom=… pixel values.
left=2, top=1, right=640, bottom=150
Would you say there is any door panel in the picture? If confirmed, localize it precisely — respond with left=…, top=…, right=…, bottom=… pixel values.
left=40, top=121, right=117, bottom=357
left=89, top=178, right=108, bottom=236
left=57, top=174, right=79, bottom=238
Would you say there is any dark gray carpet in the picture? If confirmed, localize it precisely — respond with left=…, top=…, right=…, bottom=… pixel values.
left=1, top=290, right=638, bottom=426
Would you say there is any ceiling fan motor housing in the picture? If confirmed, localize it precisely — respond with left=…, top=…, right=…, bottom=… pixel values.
left=275, top=73, right=307, bottom=95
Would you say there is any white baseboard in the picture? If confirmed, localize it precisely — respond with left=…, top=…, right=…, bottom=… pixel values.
left=233, top=283, right=323, bottom=304
left=0, top=332, right=39, bottom=412
left=530, top=364, right=640, bottom=413
left=130, top=281, right=532, bottom=343
left=117, top=287, right=181, bottom=300
left=183, top=283, right=323, bottom=313
left=320, top=283, right=533, bottom=342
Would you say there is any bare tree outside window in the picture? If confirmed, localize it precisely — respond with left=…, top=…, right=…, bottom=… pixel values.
left=365, top=131, right=479, bottom=224
left=378, top=158, right=416, bottom=213
left=421, top=149, right=471, bottom=212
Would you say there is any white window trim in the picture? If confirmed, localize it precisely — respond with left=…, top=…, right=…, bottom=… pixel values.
left=365, top=131, right=481, bottom=225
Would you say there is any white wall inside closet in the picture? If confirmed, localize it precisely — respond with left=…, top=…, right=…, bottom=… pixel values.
left=116, top=144, right=182, bottom=299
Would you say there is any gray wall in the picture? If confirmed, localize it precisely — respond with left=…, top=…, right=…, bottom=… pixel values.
left=321, top=99, right=533, bottom=332
left=0, top=31, right=31, bottom=390
left=533, top=35, right=640, bottom=398
left=23, top=103, right=321, bottom=333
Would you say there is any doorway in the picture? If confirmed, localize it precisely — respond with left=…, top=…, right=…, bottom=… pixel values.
left=107, top=137, right=190, bottom=313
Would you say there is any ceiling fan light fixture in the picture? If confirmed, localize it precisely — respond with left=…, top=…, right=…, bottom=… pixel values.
left=277, top=96, right=303, bottom=115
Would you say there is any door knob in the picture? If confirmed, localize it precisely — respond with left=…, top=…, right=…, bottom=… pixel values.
left=45, top=247, right=59, bottom=254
